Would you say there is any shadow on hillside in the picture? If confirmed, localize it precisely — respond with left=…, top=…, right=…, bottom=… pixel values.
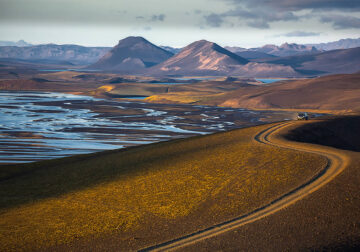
left=0, top=130, right=237, bottom=211
left=310, top=238, right=360, bottom=252
left=284, top=116, right=360, bottom=152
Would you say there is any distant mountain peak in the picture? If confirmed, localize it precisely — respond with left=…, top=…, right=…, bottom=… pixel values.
left=116, top=36, right=148, bottom=46
left=0, top=40, right=32, bottom=47
left=256, top=42, right=319, bottom=57
left=186, top=39, right=216, bottom=49
left=308, top=37, right=360, bottom=51
left=90, top=36, right=173, bottom=72
left=262, top=44, right=278, bottom=49
left=147, top=39, right=250, bottom=76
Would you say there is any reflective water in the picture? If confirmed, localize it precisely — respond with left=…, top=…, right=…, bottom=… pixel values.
left=0, top=91, right=295, bottom=163
left=255, top=78, right=287, bottom=84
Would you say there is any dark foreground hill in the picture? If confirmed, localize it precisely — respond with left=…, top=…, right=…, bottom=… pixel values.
left=89, top=37, right=173, bottom=72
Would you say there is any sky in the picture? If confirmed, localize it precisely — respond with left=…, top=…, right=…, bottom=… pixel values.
left=0, top=0, right=359, bottom=48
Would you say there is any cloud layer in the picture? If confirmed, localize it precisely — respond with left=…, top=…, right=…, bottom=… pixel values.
left=0, top=0, right=359, bottom=47
left=202, top=0, right=360, bottom=32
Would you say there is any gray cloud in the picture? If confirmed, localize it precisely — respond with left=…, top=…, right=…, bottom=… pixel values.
left=227, top=0, right=360, bottom=11
left=247, top=20, right=269, bottom=29
left=151, top=14, right=166, bottom=22
left=205, top=0, right=360, bottom=30
left=320, top=15, right=360, bottom=29
left=204, top=13, right=224, bottom=27
left=281, top=31, right=321, bottom=37
left=203, top=6, right=299, bottom=29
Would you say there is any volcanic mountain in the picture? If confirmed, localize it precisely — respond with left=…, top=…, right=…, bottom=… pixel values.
left=90, top=37, right=173, bottom=72
left=148, top=40, right=298, bottom=77
left=148, top=40, right=249, bottom=76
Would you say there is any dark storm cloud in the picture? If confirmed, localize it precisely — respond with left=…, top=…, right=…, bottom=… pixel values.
left=320, top=15, right=360, bottom=29
left=280, top=31, right=321, bottom=37
left=227, top=0, right=360, bottom=11
left=150, top=14, right=166, bottom=22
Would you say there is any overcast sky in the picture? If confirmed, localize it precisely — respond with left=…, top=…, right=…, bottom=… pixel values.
left=0, top=0, right=359, bottom=48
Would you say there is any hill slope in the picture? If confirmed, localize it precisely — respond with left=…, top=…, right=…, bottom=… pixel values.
left=261, top=47, right=360, bottom=75
left=90, top=37, right=173, bottom=72
left=213, top=73, right=360, bottom=111
left=0, top=123, right=324, bottom=251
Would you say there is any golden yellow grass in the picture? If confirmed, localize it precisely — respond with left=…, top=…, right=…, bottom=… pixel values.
left=146, top=92, right=225, bottom=104
left=0, top=124, right=326, bottom=251
left=98, top=85, right=115, bottom=92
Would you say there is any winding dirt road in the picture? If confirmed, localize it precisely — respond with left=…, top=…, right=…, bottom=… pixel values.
left=139, top=122, right=349, bottom=252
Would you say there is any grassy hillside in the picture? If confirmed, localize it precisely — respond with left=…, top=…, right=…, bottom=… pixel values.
left=186, top=116, right=360, bottom=251
left=0, top=124, right=326, bottom=251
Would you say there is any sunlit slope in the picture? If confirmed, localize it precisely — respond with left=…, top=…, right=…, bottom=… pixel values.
left=147, top=73, right=360, bottom=112
left=0, top=124, right=326, bottom=251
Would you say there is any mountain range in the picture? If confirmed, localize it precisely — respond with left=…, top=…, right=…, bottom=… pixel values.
left=0, top=44, right=110, bottom=65
left=226, top=43, right=320, bottom=58
left=0, top=40, right=32, bottom=47
left=1, top=37, right=360, bottom=76
left=260, top=47, right=360, bottom=75
left=307, top=37, right=360, bottom=51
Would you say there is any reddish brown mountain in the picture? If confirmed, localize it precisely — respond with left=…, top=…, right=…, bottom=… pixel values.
left=148, top=40, right=297, bottom=77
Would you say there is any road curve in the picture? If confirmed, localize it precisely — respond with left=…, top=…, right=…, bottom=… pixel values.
left=139, top=122, right=349, bottom=252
